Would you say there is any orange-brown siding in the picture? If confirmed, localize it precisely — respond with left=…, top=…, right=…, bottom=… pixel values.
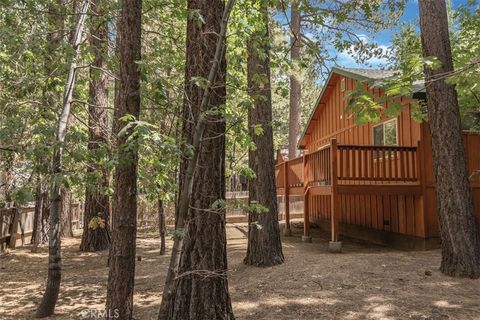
left=303, top=75, right=421, bottom=152
left=420, top=126, right=480, bottom=238
left=296, top=72, right=480, bottom=241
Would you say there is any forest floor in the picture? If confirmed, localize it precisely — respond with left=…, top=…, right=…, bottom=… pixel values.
left=1, top=221, right=480, bottom=320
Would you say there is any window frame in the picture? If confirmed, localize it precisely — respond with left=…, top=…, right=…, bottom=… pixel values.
left=372, top=118, right=399, bottom=146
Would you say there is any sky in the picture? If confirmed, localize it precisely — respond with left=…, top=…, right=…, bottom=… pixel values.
left=338, top=0, right=470, bottom=68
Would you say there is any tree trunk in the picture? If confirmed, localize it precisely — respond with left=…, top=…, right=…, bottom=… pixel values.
left=35, top=0, right=64, bottom=246
left=80, top=0, right=111, bottom=252
left=31, top=179, right=45, bottom=252
left=41, top=190, right=50, bottom=243
left=288, top=1, right=301, bottom=159
left=35, top=1, right=90, bottom=318
left=60, top=187, right=73, bottom=238
left=244, top=4, right=284, bottom=267
left=3, top=154, right=15, bottom=208
left=158, top=199, right=166, bottom=255
left=157, top=0, right=235, bottom=319
left=105, top=0, right=142, bottom=318
left=418, top=0, right=480, bottom=278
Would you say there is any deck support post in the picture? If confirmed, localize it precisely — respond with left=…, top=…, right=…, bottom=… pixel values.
left=302, top=188, right=312, bottom=242
left=283, top=160, right=291, bottom=236
left=302, top=154, right=312, bottom=242
left=329, top=139, right=342, bottom=252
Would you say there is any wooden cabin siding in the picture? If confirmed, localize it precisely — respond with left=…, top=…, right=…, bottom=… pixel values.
left=420, top=126, right=480, bottom=238
left=300, top=73, right=427, bottom=240
left=303, top=75, right=421, bottom=152
left=291, top=130, right=479, bottom=242
left=279, top=69, right=480, bottom=248
left=308, top=193, right=425, bottom=237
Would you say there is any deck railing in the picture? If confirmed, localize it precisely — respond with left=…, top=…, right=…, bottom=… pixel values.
left=305, top=144, right=331, bottom=186
left=287, top=156, right=304, bottom=187
left=337, top=144, right=419, bottom=183
left=276, top=141, right=421, bottom=191
left=275, top=163, right=285, bottom=189
left=276, top=139, right=423, bottom=243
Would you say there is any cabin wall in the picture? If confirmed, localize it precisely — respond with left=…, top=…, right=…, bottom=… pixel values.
left=307, top=129, right=480, bottom=242
left=304, top=74, right=426, bottom=239
left=308, top=194, right=425, bottom=238
left=420, top=126, right=480, bottom=238
left=298, top=72, right=480, bottom=244
left=304, top=75, right=421, bottom=152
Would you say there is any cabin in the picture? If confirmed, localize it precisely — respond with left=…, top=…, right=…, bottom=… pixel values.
left=276, top=67, right=480, bottom=251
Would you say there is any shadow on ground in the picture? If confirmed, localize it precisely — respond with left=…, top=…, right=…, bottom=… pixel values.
left=1, top=223, right=479, bottom=319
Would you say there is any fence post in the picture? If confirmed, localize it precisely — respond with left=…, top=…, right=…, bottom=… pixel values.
left=329, top=138, right=341, bottom=252
left=283, top=160, right=291, bottom=236
left=302, top=154, right=312, bottom=242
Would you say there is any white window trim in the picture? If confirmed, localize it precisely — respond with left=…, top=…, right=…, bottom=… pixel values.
left=372, top=118, right=399, bottom=146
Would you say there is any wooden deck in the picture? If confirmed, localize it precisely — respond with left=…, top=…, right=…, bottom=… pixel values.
left=276, top=133, right=480, bottom=247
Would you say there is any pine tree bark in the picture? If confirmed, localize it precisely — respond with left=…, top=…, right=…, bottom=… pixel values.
left=418, top=0, right=480, bottom=278
left=288, top=1, right=301, bottom=159
left=60, top=187, right=73, bottom=238
left=105, top=0, right=142, bottom=318
left=80, top=0, right=111, bottom=252
left=157, top=0, right=235, bottom=319
left=36, top=1, right=90, bottom=317
left=158, top=199, right=166, bottom=255
left=31, top=178, right=45, bottom=251
left=244, top=4, right=284, bottom=267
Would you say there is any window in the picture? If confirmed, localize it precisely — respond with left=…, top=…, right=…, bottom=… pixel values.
left=373, top=119, right=398, bottom=146
left=340, top=78, right=346, bottom=92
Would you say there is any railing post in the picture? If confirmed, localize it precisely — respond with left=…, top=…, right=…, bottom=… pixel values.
left=283, top=160, right=291, bottom=236
left=329, top=138, right=342, bottom=252
left=302, top=154, right=312, bottom=242
left=303, top=152, right=308, bottom=187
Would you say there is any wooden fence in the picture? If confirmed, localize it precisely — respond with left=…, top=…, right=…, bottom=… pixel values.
left=0, top=203, right=82, bottom=249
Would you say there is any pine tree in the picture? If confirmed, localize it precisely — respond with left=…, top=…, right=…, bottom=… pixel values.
left=418, top=0, right=480, bottom=278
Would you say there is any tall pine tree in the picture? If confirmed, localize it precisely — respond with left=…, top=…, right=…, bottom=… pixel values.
left=418, top=0, right=480, bottom=278
left=244, top=1, right=284, bottom=267
left=105, top=0, right=142, bottom=318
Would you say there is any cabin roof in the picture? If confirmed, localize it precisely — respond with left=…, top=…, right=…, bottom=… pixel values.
left=334, top=67, right=397, bottom=80
left=297, top=66, right=426, bottom=149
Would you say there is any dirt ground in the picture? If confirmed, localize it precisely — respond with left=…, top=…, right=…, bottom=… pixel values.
left=1, top=222, right=479, bottom=320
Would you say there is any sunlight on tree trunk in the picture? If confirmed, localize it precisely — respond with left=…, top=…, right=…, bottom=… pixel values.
left=418, top=0, right=480, bottom=278
left=244, top=2, right=284, bottom=267
left=158, top=0, right=236, bottom=318
left=105, top=0, right=142, bottom=318
left=288, top=0, right=302, bottom=159
left=80, top=0, right=111, bottom=252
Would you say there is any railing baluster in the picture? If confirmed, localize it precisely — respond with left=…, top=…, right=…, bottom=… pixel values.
left=400, top=149, right=405, bottom=181
left=411, top=150, right=416, bottom=180
left=339, top=148, right=344, bottom=180
left=351, top=149, right=357, bottom=180
left=382, top=149, right=386, bottom=180
left=406, top=149, right=411, bottom=180
left=368, top=150, right=375, bottom=179
left=358, top=148, right=362, bottom=181
left=388, top=148, right=393, bottom=181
